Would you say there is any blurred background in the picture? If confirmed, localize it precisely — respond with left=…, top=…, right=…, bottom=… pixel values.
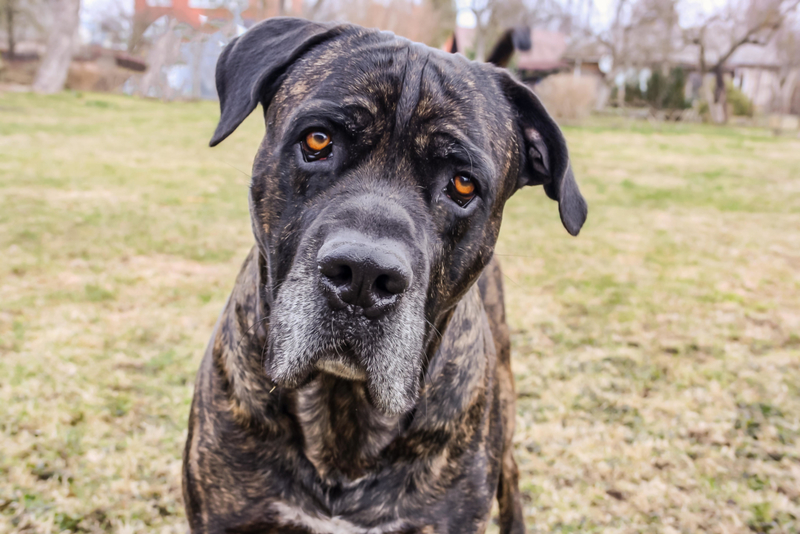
left=1, top=0, right=799, bottom=533
left=4, top=0, right=800, bottom=123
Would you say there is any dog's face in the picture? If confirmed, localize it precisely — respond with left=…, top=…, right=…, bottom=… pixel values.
left=211, top=18, right=587, bottom=415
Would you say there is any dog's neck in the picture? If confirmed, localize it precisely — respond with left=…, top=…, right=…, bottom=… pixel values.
left=289, top=375, right=404, bottom=480
left=216, top=247, right=491, bottom=481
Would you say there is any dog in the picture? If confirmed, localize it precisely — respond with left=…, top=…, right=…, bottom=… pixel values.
left=182, top=17, right=587, bottom=534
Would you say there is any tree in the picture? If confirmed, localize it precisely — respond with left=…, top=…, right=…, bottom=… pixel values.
left=84, top=0, right=133, bottom=51
left=571, top=0, right=681, bottom=108
left=685, top=0, right=800, bottom=123
left=773, top=12, right=800, bottom=113
left=32, top=0, right=81, bottom=93
left=3, top=0, right=16, bottom=58
left=136, top=17, right=180, bottom=99
left=0, top=0, right=44, bottom=59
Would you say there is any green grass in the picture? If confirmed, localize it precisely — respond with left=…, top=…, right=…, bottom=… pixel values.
left=1, top=91, right=799, bottom=533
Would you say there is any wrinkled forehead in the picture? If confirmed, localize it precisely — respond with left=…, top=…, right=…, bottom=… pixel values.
left=269, top=31, right=516, bottom=160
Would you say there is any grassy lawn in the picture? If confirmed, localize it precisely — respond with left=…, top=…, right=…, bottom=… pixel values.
left=1, top=92, right=798, bottom=534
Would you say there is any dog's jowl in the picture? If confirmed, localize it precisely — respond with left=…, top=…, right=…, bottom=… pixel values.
left=182, top=17, right=587, bottom=534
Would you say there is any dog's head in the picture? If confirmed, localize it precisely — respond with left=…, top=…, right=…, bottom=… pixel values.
left=211, top=18, right=586, bottom=415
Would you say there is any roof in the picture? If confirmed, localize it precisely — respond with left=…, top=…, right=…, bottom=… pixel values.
left=672, top=32, right=782, bottom=70
left=728, top=42, right=781, bottom=69
left=441, top=26, right=570, bottom=73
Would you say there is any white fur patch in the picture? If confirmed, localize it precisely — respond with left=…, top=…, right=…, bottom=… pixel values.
left=270, top=501, right=407, bottom=534
left=316, top=359, right=368, bottom=381
left=268, top=238, right=427, bottom=415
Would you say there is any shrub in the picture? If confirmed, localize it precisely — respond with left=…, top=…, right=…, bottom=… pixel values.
left=609, top=67, right=690, bottom=111
left=624, top=80, right=644, bottom=106
left=697, top=81, right=754, bottom=121
left=533, top=73, right=597, bottom=120
left=727, top=82, right=753, bottom=117
left=646, top=67, right=690, bottom=110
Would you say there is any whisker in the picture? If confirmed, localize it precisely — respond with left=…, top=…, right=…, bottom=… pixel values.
left=331, top=316, right=342, bottom=358
left=494, top=253, right=540, bottom=258
left=237, top=316, right=270, bottom=351
left=260, top=324, right=270, bottom=376
left=502, top=273, right=522, bottom=288
left=421, top=319, right=447, bottom=425
left=465, top=143, right=474, bottom=181
left=424, top=318, right=443, bottom=342
left=218, top=159, right=252, bottom=184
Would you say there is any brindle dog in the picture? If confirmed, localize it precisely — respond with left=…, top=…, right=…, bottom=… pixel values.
left=182, top=17, right=587, bottom=534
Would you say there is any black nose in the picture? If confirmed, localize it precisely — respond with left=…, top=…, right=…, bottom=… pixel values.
left=317, top=234, right=413, bottom=319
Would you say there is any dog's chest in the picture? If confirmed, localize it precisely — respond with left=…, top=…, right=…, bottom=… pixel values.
left=291, top=376, right=403, bottom=480
left=185, top=285, right=499, bottom=532
left=269, top=500, right=417, bottom=534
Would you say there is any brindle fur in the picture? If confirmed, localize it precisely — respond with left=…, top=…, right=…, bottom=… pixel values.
left=183, top=17, right=586, bottom=534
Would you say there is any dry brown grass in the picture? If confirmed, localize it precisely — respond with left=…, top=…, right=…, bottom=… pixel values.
left=533, top=73, right=598, bottom=121
left=1, top=93, right=799, bottom=533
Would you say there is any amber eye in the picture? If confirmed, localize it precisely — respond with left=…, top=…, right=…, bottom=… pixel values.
left=446, top=175, right=477, bottom=207
left=306, top=131, right=330, bottom=151
left=301, top=130, right=333, bottom=161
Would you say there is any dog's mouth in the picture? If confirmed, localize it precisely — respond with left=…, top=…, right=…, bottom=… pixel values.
left=267, top=240, right=429, bottom=415
left=268, top=321, right=424, bottom=415
left=314, top=347, right=367, bottom=381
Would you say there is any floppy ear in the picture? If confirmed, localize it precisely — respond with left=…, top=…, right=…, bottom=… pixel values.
left=210, top=17, right=344, bottom=147
left=497, top=72, right=588, bottom=236
left=485, top=26, right=531, bottom=68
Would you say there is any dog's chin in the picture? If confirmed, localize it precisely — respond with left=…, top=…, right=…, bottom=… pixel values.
left=268, top=346, right=420, bottom=416
left=267, top=269, right=429, bottom=416
left=315, top=358, right=368, bottom=381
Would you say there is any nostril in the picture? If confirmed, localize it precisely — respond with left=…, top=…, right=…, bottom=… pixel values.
left=324, top=264, right=352, bottom=288
left=373, top=272, right=408, bottom=299
left=373, top=274, right=393, bottom=299
left=317, top=236, right=413, bottom=315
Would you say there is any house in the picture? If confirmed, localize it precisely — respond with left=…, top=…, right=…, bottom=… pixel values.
left=727, top=43, right=786, bottom=113
left=443, top=26, right=564, bottom=75
left=672, top=39, right=794, bottom=114
left=513, top=30, right=569, bottom=82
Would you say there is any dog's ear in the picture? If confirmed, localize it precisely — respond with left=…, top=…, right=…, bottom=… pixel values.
left=210, top=17, right=343, bottom=147
left=486, top=26, right=531, bottom=68
left=497, top=71, right=587, bottom=236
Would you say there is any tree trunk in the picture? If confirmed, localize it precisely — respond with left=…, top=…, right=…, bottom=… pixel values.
left=191, top=35, right=202, bottom=100
left=137, top=18, right=180, bottom=99
left=474, top=23, right=486, bottom=62
left=711, top=67, right=728, bottom=124
left=128, top=13, right=151, bottom=53
left=595, top=81, right=611, bottom=110
left=32, top=0, right=81, bottom=93
left=703, top=75, right=725, bottom=124
left=779, top=70, right=798, bottom=114
left=5, top=0, right=15, bottom=59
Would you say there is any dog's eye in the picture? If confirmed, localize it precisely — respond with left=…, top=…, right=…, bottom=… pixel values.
left=445, top=175, right=477, bottom=207
left=301, top=131, right=333, bottom=162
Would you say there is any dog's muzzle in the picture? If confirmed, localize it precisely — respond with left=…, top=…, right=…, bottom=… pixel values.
left=317, top=232, right=413, bottom=320
left=267, top=210, right=427, bottom=415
